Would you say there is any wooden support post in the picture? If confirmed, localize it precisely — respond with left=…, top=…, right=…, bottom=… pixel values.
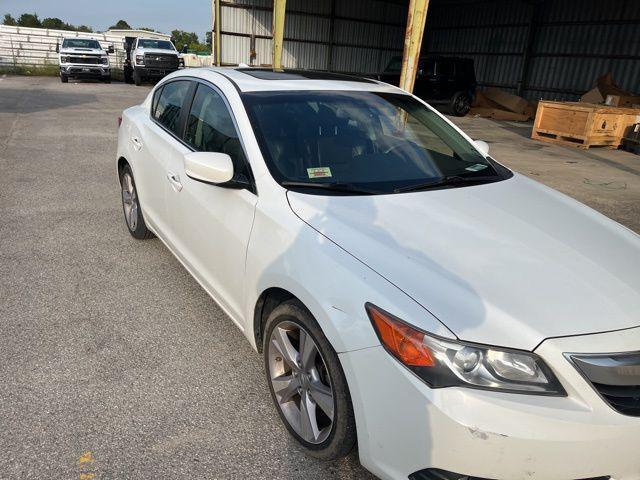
left=517, top=1, right=540, bottom=97
left=399, top=0, right=429, bottom=93
left=213, top=0, right=221, bottom=66
left=272, top=0, right=287, bottom=70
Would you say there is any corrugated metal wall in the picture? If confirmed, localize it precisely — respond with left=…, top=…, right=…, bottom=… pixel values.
left=218, top=0, right=639, bottom=101
left=424, top=0, right=640, bottom=100
left=219, top=0, right=406, bottom=74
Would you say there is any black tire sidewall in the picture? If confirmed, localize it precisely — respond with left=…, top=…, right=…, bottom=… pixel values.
left=263, top=301, right=357, bottom=460
left=451, top=92, right=471, bottom=116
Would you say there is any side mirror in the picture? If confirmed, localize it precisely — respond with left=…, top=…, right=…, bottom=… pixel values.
left=474, top=140, right=490, bottom=156
left=184, top=152, right=234, bottom=184
left=55, top=44, right=59, bottom=53
left=182, top=44, right=188, bottom=54
left=108, top=45, right=115, bottom=54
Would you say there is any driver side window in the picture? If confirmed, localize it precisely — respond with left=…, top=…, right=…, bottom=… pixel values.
left=184, top=84, right=249, bottom=179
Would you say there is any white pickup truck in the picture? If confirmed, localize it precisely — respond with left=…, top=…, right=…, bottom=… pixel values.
left=123, top=37, right=182, bottom=86
left=56, top=38, right=113, bottom=83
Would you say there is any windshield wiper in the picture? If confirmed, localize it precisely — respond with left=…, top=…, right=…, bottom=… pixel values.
left=281, top=181, right=381, bottom=195
left=394, top=175, right=500, bottom=193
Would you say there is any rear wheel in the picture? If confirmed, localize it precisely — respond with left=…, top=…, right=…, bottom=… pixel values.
left=133, top=70, right=142, bottom=86
left=264, top=300, right=356, bottom=460
left=60, top=73, right=68, bottom=83
left=450, top=91, right=472, bottom=117
left=119, top=165, right=153, bottom=239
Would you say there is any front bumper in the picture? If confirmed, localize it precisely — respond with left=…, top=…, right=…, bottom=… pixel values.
left=61, top=65, right=110, bottom=78
left=135, top=66, right=179, bottom=78
left=340, top=326, right=640, bottom=480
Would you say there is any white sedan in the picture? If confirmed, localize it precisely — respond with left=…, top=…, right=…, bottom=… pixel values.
left=116, top=67, right=640, bottom=480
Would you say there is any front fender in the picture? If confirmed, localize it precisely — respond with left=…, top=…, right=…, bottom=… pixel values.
left=244, top=201, right=455, bottom=353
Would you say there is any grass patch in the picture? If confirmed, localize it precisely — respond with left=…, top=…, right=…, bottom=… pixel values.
left=0, top=64, right=61, bottom=77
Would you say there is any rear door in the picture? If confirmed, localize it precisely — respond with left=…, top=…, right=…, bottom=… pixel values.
left=164, top=81, right=258, bottom=321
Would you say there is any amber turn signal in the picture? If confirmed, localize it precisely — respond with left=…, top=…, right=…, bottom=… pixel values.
left=366, top=304, right=436, bottom=367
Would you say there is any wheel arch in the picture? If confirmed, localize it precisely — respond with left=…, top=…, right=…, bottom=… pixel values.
left=117, top=156, right=129, bottom=178
left=253, top=287, right=298, bottom=353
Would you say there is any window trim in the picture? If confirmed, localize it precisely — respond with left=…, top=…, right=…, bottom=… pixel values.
left=149, top=76, right=257, bottom=195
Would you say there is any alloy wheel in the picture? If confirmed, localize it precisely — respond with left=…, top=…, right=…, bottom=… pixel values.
left=267, top=320, right=335, bottom=444
left=121, top=172, right=138, bottom=231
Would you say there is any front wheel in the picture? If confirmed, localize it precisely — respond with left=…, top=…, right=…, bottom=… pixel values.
left=60, top=73, right=68, bottom=83
left=450, top=91, right=472, bottom=117
left=264, top=300, right=356, bottom=460
left=133, top=70, right=142, bottom=86
left=119, top=165, right=153, bottom=239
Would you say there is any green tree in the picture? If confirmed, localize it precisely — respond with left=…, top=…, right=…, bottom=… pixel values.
left=42, top=17, right=71, bottom=30
left=17, top=12, right=41, bottom=28
left=137, top=27, right=156, bottom=32
left=3, top=14, right=18, bottom=26
left=109, top=19, right=131, bottom=30
left=205, top=31, right=212, bottom=49
left=171, top=29, right=198, bottom=50
left=76, top=25, right=93, bottom=33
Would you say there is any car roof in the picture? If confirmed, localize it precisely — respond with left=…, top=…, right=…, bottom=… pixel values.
left=180, top=67, right=404, bottom=94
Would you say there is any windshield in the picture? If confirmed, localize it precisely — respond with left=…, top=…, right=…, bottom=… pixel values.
left=138, top=39, right=175, bottom=50
left=62, top=39, right=101, bottom=49
left=242, top=91, right=510, bottom=194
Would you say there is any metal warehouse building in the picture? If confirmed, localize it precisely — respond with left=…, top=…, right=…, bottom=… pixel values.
left=214, top=0, right=640, bottom=100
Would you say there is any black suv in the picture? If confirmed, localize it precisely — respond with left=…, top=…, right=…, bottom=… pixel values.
left=378, top=56, right=476, bottom=116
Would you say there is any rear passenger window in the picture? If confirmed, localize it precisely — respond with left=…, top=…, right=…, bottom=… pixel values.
left=153, top=80, right=190, bottom=135
left=185, top=84, right=249, bottom=179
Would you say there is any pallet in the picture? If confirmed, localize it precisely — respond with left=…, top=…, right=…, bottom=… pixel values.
left=531, top=101, right=640, bottom=149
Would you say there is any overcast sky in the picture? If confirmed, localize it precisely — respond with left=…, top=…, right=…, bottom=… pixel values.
left=2, top=0, right=213, bottom=39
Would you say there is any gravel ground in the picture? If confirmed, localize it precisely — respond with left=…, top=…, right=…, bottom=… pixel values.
left=1, top=74, right=639, bottom=479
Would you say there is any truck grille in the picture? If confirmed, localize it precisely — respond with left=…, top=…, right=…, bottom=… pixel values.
left=68, top=56, right=101, bottom=65
left=570, top=352, right=640, bottom=416
left=144, top=53, right=179, bottom=69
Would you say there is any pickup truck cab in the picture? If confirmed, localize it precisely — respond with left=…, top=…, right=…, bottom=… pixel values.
left=125, top=38, right=182, bottom=86
left=379, top=55, right=477, bottom=116
left=56, top=38, right=113, bottom=83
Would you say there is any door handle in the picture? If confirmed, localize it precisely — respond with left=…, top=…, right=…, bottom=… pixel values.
left=166, top=172, right=183, bottom=192
left=131, top=136, right=143, bottom=151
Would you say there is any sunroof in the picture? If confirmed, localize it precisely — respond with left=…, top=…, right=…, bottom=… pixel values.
left=236, top=68, right=376, bottom=84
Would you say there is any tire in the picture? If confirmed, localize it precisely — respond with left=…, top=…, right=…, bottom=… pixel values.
left=103, top=76, right=111, bottom=84
left=133, top=70, right=142, bottom=86
left=124, top=67, right=133, bottom=84
left=60, top=74, right=68, bottom=83
left=264, top=300, right=357, bottom=460
left=450, top=91, right=472, bottom=117
left=119, top=165, right=153, bottom=239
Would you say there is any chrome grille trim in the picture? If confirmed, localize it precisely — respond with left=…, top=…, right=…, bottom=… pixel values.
left=567, top=351, right=640, bottom=417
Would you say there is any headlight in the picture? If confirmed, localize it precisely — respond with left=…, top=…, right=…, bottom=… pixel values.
left=136, top=55, right=144, bottom=65
left=366, top=303, right=566, bottom=396
left=101, top=56, right=109, bottom=65
left=60, top=56, right=69, bottom=63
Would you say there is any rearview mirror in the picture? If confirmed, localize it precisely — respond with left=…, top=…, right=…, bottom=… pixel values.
left=107, top=45, right=115, bottom=54
left=474, top=140, right=490, bottom=156
left=184, top=152, right=234, bottom=184
left=55, top=43, right=59, bottom=53
left=182, top=44, right=188, bottom=54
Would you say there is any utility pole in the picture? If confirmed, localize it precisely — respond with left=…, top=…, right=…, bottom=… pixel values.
left=272, top=0, right=287, bottom=69
left=399, top=0, right=430, bottom=93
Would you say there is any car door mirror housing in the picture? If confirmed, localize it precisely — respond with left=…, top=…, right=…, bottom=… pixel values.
left=184, top=152, right=234, bottom=185
left=474, top=140, right=490, bottom=156
left=107, top=45, right=115, bottom=54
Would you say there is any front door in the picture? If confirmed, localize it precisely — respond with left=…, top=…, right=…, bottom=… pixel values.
left=164, top=81, right=258, bottom=322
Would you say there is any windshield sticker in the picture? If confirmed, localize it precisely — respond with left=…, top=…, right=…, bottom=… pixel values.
left=465, top=163, right=489, bottom=172
left=307, top=167, right=332, bottom=179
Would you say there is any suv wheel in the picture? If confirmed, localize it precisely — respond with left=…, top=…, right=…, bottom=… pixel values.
left=133, top=70, right=142, bottom=86
left=119, top=165, right=153, bottom=239
left=60, top=74, right=69, bottom=83
left=450, top=91, right=472, bottom=117
left=264, top=300, right=357, bottom=460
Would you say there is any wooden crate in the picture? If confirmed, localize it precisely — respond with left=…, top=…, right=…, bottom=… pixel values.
left=531, top=101, right=640, bottom=149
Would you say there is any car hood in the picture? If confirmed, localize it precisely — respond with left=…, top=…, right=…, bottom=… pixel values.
left=60, top=48, right=105, bottom=55
left=287, top=174, right=640, bottom=351
left=137, top=48, right=178, bottom=56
